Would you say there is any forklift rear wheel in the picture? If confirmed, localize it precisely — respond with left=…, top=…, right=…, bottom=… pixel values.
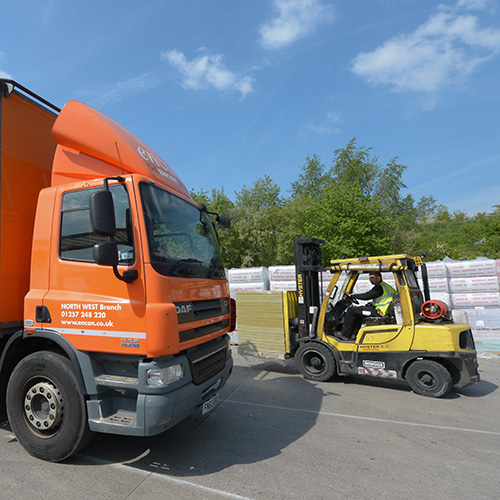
left=406, top=360, right=452, bottom=398
left=6, top=351, right=94, bottom=462
left=295, top=343, right=336, bottom=382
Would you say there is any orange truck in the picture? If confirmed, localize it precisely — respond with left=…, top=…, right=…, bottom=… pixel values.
left=0, top=80, right=235, bottom=461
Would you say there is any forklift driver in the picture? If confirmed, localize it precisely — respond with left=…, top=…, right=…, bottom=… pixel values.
left=339, top=272, right=396, bottom=341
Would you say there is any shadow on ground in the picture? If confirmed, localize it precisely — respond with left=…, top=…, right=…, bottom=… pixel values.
left=71, top=361, right=324, bottom=476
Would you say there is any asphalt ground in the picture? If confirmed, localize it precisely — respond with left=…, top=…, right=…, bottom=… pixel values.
left=1, top=349, right=499, bottom=500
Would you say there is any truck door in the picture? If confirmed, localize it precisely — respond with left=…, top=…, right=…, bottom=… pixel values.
left=41, top=180, right=147, bottom=355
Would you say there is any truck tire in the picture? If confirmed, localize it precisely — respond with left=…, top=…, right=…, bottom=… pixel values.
left=6, top=351, right=94, bottom=462
left=406, top=360, right=452, bottom=398
left=295, top=342, right=336, bottom=382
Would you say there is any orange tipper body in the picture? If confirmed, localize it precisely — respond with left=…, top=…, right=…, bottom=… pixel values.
left=0, top=80, right=234, bottom=462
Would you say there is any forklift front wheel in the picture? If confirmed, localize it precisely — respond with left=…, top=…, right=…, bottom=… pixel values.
left=406, top=360, right=452, bottom=398
left=295, top=343, right=336, bottom=382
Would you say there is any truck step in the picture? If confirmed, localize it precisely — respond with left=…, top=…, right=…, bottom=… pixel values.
left=95, top=374, right=138, bottom=388
left=99, top=411, right=136, bottom=427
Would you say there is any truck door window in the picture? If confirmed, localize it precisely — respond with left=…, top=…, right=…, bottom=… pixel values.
left=60, top=185, right=134, bottom=264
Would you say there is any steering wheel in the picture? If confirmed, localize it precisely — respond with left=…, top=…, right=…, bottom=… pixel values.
left=343, top=292, right=359, bottom=305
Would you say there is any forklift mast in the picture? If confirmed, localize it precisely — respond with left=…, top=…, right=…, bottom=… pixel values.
left=294, top=238, right=326, bottom=339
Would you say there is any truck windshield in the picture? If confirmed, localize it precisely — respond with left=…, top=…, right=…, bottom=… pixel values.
left=140, top=182, right=225, bottom=279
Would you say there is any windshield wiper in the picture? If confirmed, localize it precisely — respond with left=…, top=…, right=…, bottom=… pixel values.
left=171, top=258, right=203, bottom=276
left=207, top=256, right=224, bottom=278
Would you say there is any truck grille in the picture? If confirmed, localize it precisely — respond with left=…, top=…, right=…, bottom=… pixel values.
left=176, top=299, right=230, bottom=343
left=185, top=335, right=229, bottom=385
left=179, top=319, right=230, bottom=343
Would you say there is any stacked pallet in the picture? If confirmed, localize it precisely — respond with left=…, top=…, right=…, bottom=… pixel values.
left=268, top=265, right=296, bottom=291
left=236, top=291, right=290, bottom=358
left=227, top=267, right=269, bottom=292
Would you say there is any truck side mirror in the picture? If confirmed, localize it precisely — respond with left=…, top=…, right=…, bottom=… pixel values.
left=217, top=214, right=231, bottom=229
left=90, top=190, right=116, bottom=236
left=93, top=241, right=119, bottom=266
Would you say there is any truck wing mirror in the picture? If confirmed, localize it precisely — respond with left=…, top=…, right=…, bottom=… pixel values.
left=200, top=204, right=231, bottom=230
left=217, top=214, right=231, bottom=229
left=93, top=241, right=119, bottom=267
left=93, top=241, right=138, bottom=283
left=90, top=190, right=116, bottom=236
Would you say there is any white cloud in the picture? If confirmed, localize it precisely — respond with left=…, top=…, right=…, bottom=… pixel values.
left=351, top=5, right=500, bottom=93
left=326, top=110, right=342, bottom=123
left=161, top=49, right=253, bottom=98
left=77, top=71, right=159, bottom=108
left=302, top=109, right=342, bottom=136
left=456, top=0, right=492, bottom=10
left=75, top=49, right=253, bottom=107
left=259, top=0, right=334, bottom=50
left=304, top=124, right=341, bottom=134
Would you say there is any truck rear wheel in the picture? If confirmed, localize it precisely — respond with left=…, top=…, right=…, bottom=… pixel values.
left=6, top=351, right=93, bottom=462
left=295, top=342, right=336, bottom=382
left=406, top=360, right=452, bottom=398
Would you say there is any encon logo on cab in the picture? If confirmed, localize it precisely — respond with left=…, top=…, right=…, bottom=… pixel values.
left=137, top=146, right=179, bottom=185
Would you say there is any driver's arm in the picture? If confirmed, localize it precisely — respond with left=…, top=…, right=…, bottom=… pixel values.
left=348, top=284, right=383, bottom=301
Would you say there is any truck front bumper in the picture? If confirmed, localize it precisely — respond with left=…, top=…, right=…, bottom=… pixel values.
left=86, top=350, right=233, bottom=436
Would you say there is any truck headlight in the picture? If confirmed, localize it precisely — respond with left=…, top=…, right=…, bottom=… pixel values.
left=147, top=364, right=184, bottom=386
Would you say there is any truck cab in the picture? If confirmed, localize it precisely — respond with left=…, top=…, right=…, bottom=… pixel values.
left=0, top=81, right=235, bottom=461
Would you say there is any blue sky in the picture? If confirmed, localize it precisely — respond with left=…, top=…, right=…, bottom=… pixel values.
left=2, top=0, right=499, bottom=215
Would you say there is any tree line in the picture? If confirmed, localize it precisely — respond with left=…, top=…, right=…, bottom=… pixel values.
left=191, top=138, right=500, bottom=269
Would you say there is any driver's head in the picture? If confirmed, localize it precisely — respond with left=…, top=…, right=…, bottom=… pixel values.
left=369, top=272, right=382, bottom=284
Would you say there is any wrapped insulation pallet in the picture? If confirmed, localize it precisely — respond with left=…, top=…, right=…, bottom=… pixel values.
left=269, top=265, right=296, bottom=292
left=228, top=267, right=269, bottom=291
left=236, top=291, right=296, bottom=359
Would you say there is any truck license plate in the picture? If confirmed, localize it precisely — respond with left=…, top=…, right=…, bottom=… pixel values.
left=202, top=393, right=219, bottom=415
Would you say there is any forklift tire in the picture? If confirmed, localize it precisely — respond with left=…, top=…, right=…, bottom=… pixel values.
left=295, top=343, right=336, bottom=382
left=406, top=360, right=452, bottom=398
left=6, top=351, right=94, bottom=462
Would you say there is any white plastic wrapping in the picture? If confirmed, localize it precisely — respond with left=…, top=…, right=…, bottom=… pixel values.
left=448, top=276, right=499, bottom=294
left=269, top=280, right=297, bottom=291
left=445, top=257, right=497, bottom=278
left=451, top=293, right=500, bottom=308
left=228, top=267, right=269, bottom=283
left=268, top=265, right=296, bottom=281
left=229, top=281, right=269, bottom=291
left=425, top=261, right=447, bottom=278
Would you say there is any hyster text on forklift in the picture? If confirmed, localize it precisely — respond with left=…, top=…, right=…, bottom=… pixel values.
left=0, top=80, right=235, bottom=461
left=238, top=238, right=479, bottom=398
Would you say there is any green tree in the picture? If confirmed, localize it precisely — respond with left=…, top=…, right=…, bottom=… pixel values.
left=190, top=187, right=240, bottom=268
left=192, top=141, right=500, bottom=269
left=289, top=154, right=327, bottom=199
left=329, top=138, right=378, bottom=196
left=321, top=138, right=408, bottom=259
left=308, top=182, right=391, bottom=260
left=233, top=175, right=283, bottom=267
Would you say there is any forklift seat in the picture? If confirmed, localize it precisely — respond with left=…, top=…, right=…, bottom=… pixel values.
left=361, top=302, right=396, bottom=326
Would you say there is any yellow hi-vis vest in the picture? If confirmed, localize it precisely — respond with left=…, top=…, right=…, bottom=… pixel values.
left=373, top=281, right=396, bottom=316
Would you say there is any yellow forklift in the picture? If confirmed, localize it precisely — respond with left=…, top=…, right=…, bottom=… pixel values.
left=287, top=238, right=480, bottom=397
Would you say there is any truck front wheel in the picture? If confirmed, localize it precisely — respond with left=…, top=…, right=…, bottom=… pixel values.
left=295, top=343, right=336, bottom=382
left=6, top=351, right=93, bottom=462
left=406, top=360, right=452, bottom=398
